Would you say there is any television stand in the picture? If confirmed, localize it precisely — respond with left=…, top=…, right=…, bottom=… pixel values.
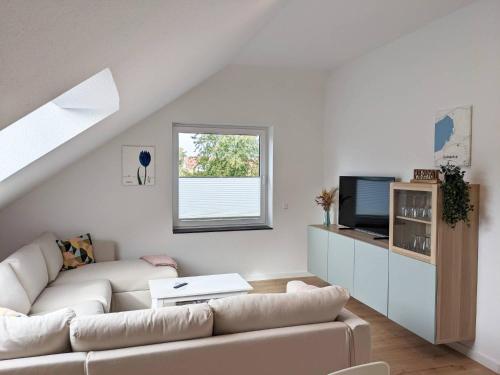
left=373, top=235, right=389, bottom=240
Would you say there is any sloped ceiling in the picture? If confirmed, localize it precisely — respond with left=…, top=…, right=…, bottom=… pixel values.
left=0, top=0, right=283, bottom=209
left=235, top=0, right=476, bottom=69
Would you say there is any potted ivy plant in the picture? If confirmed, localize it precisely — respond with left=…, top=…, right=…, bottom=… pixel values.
left=440, top=164, right=474, bottom=228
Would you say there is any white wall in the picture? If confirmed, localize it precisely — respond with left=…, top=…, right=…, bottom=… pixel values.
left=0, top=65, right=326, bottom=280
left=324, top=0, right=500, bottom=371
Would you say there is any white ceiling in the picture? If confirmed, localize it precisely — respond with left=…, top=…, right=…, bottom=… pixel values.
left=0, top=0, right=283, bottom=209
left=235, top=0, right=476, bottom=69
left=0, top=0, right=477, bottom=210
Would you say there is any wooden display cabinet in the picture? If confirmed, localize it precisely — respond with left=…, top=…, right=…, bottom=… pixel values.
left=389, top=183, right=438, bottom=264
left=389, top=182, right=480, bottom=343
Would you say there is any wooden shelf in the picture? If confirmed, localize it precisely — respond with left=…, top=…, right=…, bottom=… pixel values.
left=390, top=245, right=432, bottom=264
left=395, top=216, right=431, bottom=225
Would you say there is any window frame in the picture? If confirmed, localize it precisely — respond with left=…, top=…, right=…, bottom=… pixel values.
left=172, top=123, right=272, bottom=233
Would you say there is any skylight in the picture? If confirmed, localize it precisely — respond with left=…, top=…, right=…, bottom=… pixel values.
left=0, top=68, right=119, bottom=182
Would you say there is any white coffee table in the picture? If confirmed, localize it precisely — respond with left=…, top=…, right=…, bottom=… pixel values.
left=149, top=273, right=253, bottom=308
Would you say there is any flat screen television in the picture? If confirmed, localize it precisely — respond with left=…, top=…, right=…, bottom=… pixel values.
left=338, top=176, right=395, bottom=236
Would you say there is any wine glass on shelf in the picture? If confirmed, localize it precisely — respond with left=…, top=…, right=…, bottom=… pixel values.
left=423, top=235, right=431, bottom=256
left=425, top=205, right=432, bottom=221
left=412, top=235, right=419, bottom=252
left=412, top=234, right=426, bottom=253
left=417, top=194, right=427, bottom=219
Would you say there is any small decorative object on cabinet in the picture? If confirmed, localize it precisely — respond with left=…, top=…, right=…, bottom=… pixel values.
left=315, top=187, right=338, bottom=226
left=389, top=181, right=479, bottom=344
left=411, top=168, right=440, bottom=184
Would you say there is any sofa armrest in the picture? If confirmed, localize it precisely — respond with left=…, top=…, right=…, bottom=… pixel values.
left=93, top=240, right=117, bottom=262
left=336, top=308, right=371, bottom=366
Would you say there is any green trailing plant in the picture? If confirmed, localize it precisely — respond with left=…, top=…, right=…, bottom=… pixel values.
left=440, top=164, right=474, bottom=228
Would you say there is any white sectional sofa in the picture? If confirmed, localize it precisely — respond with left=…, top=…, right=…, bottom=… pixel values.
left=0, top=235, right=372, bottom=375
left=0, top=232, right=178, bottom=316
left=0, top=284, right=372, bottom=375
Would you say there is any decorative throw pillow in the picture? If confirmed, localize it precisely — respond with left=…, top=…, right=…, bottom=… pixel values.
left=56, top=233, right=96, bottom=270
left=0, top=308, right=26, bottom=318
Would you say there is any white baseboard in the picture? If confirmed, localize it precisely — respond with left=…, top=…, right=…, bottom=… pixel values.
left=448, top=342, right=500, bottom=374
left=243, top=271, right=313, bottom=282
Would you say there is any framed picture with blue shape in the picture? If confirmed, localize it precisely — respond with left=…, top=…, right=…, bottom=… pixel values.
left=122, top=145, right=155, bottom=186
left=434, top=105, right=472, bottom=167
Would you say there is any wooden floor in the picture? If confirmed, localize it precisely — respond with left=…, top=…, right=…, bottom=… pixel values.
left=249, top=277, right=495, bottom=375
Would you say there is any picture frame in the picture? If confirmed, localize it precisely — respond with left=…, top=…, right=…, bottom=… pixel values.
left=434, top=105, right=472, bottom=167
left=122, top=145, right=155, bottom=186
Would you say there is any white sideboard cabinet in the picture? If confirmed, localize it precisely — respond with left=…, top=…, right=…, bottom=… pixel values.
left=308, top=225, right=389, bottom=316
left=308, top=182, right=479, bottom=344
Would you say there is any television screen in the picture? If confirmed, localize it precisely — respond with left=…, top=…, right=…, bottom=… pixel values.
left=338, top=176, right=395, bottom=236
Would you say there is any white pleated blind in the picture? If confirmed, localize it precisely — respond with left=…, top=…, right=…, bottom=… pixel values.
left=179, top=177, right=261, bottom=219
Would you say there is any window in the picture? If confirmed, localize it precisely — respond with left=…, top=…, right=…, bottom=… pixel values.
left=173, top=124, right=272, bottom=233
left=0, top=68, right=119, bottom=181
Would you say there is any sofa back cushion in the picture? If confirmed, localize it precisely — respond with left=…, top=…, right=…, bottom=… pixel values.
left=0, top=308, right=75, bottom=360
left=5, top=243, right=49, bottom=303
left=70, top=303, right=213, bottom=352
left=209, top=285, right=349, bottom=335
left=0, top=263, right=31, bottom=314
left=92, top=240, right=117, bottom=262
left=33, top=232, right=63, bottom=282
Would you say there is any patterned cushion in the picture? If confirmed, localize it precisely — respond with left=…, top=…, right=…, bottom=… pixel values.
left=56, top=233, right=96, bottom=270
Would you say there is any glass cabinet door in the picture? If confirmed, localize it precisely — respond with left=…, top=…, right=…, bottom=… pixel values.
left=390, top=184, right=437, bottom=264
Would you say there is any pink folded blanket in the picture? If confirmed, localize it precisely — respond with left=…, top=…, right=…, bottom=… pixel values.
left=141, top=255, right=178, bottom=269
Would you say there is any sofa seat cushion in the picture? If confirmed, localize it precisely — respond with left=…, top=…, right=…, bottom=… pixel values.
left=30, top=301, right=105, bottom=317
left=32, top=232, right=63, bottom=282
left=209, top=285, right=350, bottom=335
left=112, top=291, right=152, bottom=312
left=30, top=279, right=112, bottom=315
left=0, top=308, right=75, bottom=360
left=5, top=244, right=49, bottom=303
left=51, top=260, right=177, bottom=293
left=0, top=263, right=31, bottom=315
left=70, top=303, right=213, bottom=352
left=70, top=300, right=105, bottom=316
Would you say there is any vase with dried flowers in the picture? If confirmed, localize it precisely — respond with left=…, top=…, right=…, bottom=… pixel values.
left=315, top=187, right=338, bottom=226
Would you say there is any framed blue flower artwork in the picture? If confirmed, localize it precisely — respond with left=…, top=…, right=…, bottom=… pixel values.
left=122, top=145, right=155, bottom=186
